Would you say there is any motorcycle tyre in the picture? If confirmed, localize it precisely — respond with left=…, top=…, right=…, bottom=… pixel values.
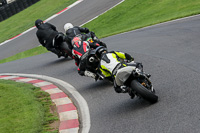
left=130, top=80, right=158, bottom=103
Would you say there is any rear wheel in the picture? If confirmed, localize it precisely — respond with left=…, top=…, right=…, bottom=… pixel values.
left=130, top=80, right=158, bottom=103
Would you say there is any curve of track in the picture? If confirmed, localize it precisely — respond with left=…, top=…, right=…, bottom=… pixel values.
left=1, top=0, right=200, bottom=132
left=0, top=0, right=122, bottom=60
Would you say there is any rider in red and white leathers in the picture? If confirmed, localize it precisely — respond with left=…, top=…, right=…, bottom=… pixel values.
left=71, top=36, right=100, bottom=66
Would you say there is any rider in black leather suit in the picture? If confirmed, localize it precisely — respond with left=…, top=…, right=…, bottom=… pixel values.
left=35, top=19, right=66, bottom=58
left=64, top=23, right=107, bottom=48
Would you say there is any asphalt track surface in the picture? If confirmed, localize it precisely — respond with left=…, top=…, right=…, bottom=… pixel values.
left=1, top=0, right=200, bottom=133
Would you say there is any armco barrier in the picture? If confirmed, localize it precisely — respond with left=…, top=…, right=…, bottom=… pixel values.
left=0, top=0, right=39, bottom=22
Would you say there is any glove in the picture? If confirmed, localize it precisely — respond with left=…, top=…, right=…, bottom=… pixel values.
left=90, top=31, right=95, bottom=38
left=130, top=57, right=134, bottom=61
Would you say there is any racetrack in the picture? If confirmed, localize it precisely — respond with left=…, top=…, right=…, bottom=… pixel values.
left=1, top=0, right=200, bottom=132
left=0, top=0, right=122, bottom=60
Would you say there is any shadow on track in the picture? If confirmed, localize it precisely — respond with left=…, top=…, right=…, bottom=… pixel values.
left=81, top=80, right=113, bottom=90
left=105, top=98, right=158, bottom=117
left=34, top=57, right=73, bottom=69
left=44, top=58, right=73, bottom=66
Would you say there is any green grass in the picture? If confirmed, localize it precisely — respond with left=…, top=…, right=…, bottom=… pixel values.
left=0, top=45, right=48, bottom=64
left=0, top=0, right=77, bottom=43
left=0, top=79, right=59, bottom=133
left=1, top=0, right=200, bottom=64
left=83, top=0, right=200, bottom=38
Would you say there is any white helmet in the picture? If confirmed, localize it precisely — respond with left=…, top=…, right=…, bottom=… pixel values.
left=64, top=23, right=73, bottom=32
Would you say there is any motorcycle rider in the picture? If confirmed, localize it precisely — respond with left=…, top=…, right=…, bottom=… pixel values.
left=71, top=35, right=101, bottom=66
left=64, top=23, right=106, bottom=48
left=78, top=46, right=139, bottom=93
left=35, top=19, right=67, bottom=58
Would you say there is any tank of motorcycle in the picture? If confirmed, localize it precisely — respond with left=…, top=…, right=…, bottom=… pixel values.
left=115, top=66, right=136, bottom=86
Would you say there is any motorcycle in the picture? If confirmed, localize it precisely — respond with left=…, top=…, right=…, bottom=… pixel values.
left=79, top=46, right=158, bottom=103
left=53, top=33, right=73, bottom=58
left=71, top=33, right=107, bottom=66
left=94, top=60, right=158, bottom=103
left=114, top=62, right=158, bottom=103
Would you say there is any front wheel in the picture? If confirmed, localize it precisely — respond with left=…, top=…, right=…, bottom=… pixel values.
left=130, top=80, right=158, bottom=103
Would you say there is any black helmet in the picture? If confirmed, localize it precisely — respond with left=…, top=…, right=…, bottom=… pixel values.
left=95, top=46, right=107, bottom=59
left=35, top=19, right=43, bottom=28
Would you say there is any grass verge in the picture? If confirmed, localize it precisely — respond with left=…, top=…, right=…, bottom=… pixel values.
left=0, top=79, right=59, bottom=133
left=1, top=0, right=200, bottom=64
left=84, top=0, right=200, bottom=38
left=0, top=0, right=77, bottom=43
left=0, top=45, right=48, bottom=64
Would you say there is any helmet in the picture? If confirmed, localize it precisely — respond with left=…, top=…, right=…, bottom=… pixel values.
left=95, top=46, right=107, bottom=59
left=35, top=19, right=43, bottom=28
left=64, top=23, right=73, bottom=31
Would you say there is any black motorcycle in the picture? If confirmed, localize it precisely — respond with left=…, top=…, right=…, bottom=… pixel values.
left=53, top=33, right=73, bottom=58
